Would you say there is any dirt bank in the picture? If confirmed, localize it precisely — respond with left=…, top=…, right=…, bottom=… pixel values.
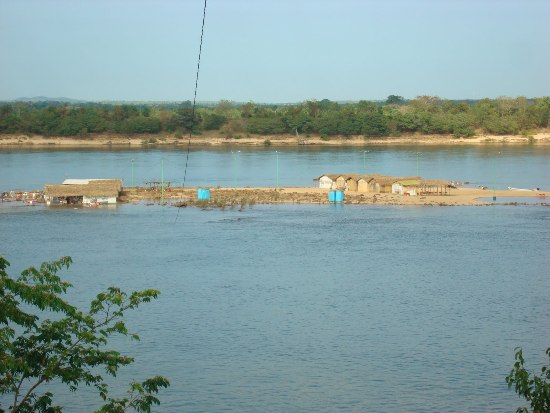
left=1, top=131, right=550, bottom=148
left=118, top=187, right=549, bottom=207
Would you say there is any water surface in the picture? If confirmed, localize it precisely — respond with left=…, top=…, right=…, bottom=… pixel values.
left=1, top=203, right=548, bottom=412
left=1, top=145, right=549, bottom=191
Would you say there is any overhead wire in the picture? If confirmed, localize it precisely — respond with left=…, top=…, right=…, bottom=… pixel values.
left=176, top=0, right=207, bottom=222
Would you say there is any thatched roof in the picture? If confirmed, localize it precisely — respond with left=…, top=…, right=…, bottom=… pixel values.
left=315, top=174, right=343, bottom=180
left=370, top=175, right=421, bottom=185
left=394, top=179, right=422, bottom=186
left=44, top=179, right=122, bottom=197
left=315, top=174, right=423, bottom=184
left=420, top=179, right=452, bottom=187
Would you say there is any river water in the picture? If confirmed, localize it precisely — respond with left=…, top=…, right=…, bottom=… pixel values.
left=1, top=144, right=549, bottom=191
left=1, top=146, right=549, bottom=412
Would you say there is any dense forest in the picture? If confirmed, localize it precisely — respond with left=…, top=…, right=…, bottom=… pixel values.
left=0, top=95, right=549, bottom=139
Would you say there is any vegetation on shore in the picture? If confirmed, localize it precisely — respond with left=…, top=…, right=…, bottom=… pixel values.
left=1, top=96, right=549, bottom=140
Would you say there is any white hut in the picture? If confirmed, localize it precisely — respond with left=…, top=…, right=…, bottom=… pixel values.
left=315, top=174, right=341, bottom=189
left=392, top=179, right=420, bottom=196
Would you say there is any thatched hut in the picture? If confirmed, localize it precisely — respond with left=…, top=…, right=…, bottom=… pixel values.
left=314, top=174, right=341, bottom=189
left=418, top=180, right=453, bottom=195
left=44, top=179, right=123, bottom=205
left=316, top=173, right=426, bottom=193
left=357, top=177, right=376, bottom=193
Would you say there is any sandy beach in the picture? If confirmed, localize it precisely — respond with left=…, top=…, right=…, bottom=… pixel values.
left=117, top=186, right=549, bottom=207
left=1, top=131, right=550, bottom=148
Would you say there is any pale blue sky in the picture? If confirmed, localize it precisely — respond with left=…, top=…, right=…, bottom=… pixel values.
left=1, top=0, right=549, bottom=102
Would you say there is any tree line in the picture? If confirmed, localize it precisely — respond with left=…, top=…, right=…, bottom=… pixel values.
left=0, top=95, right=549, bottom=139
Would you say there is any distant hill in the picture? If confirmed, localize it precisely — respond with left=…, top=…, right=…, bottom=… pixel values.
left=13, top=96, right=86, bottom=103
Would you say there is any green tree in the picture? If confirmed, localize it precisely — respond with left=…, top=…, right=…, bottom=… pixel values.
left=385, top=95, right=404, bottom=105
left=506, top=347, right=550, bottom=413
left=246, top=117, right=287, bottom=134
left=0, top=256, right=169, bottom=413
left=120, top=116, right=161, bottom=134
left=174, top=107, right=201, bottom=133
left=201, top=112, right=228, bottom=130
left=361, top=112, right=389, bottom=137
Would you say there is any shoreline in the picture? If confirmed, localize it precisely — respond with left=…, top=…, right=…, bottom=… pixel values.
left=3, top=187, right=547, bottom=207
left=117, top=187, right=549, bottom=207
left=1, top=131, right=550, bottom=148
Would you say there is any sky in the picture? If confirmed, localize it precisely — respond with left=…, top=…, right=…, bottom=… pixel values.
left=1, top=0, right=549, bottom=102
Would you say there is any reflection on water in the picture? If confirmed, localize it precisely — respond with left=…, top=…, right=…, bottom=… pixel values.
left=0, top=203, right=548, bottom=412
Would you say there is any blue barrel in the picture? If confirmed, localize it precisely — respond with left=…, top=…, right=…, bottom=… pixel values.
left=328, top=191, right=344, bottom=203
left=197, top=188, right=211, bottom=201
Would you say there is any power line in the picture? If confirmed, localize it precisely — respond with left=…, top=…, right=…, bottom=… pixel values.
left=182, top=0, right=207, bottom=189
left=176, top=0, right=207, bottom=222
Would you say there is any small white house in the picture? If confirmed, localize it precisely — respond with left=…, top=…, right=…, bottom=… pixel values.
left=315, top=174, right=340, bottom=189
left=392, top=180, right=420, bottom=196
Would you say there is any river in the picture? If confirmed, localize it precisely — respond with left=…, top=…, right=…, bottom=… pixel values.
left=0, top=145, right=549, bottom=412
left=1, top=144, right=549, bottom=191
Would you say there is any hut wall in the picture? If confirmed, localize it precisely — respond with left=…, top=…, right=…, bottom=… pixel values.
left=318, top=176, right=333, bottom=189
left=358, top=180, right=370, bottom=193
left=335, top=177, right=346, bottom=189
left=346, top=178, right=358, bottom=191
left=392, top=183, right=404, bottom=195
left=83, top=196, right=117, bottom=204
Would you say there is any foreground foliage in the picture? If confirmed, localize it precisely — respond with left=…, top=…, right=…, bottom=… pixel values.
left=506, top=347, right=550, bottom=413
left=0, top=256, right=169, bottom=413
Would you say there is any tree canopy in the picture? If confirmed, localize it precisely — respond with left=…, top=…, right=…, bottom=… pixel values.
left=0, top=96, right=549, bottom=139
left=0, top=256, right=169, bottom=413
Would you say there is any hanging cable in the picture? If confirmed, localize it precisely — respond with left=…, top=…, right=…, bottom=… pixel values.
left=176, top=0, right=207, bottom=221
left=182, top=0, right=207, bottom=189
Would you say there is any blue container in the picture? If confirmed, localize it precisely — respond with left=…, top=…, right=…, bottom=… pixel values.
left=197, top=188, right=210, bottom=201
left=328, top=190, right=344, bottom=203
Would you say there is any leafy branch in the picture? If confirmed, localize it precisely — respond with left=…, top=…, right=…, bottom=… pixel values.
left=0, top=256, right=169, bottom=413
left=506, top=347, right=550, bottom=413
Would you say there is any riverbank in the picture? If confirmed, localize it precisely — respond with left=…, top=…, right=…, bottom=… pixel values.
left=1, top=131, right=550, bottom=148
left=118, top=187, right=549, bottom=207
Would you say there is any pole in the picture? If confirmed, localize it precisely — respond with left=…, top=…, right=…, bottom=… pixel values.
left=161, top=159, right=164, bottom=204
left=131, top=159, right=134, bottom=187
left=492, top=152, right=497, bottom=202
left=231, top=151, right=237, bottom=188
left=276, top=151, right=279, bottom=188
left=363, top=150, right=369, bottom=173
left=416, top=152, right=421, bottom=177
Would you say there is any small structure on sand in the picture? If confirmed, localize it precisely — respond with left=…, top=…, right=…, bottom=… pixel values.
left=418, top=180, right=453, bottom=196
left=392, top=179, right=421, bottom=196
left=316, top=174, right=452, bottom=196
left=44, top=179, right=123, bottom=206
left=392, top=179, right=453, bottom=196
left=316, top=174, right=340, bottom=189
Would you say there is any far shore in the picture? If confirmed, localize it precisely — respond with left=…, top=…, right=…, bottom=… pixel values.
left=1, top=131, right=550, bottom=148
